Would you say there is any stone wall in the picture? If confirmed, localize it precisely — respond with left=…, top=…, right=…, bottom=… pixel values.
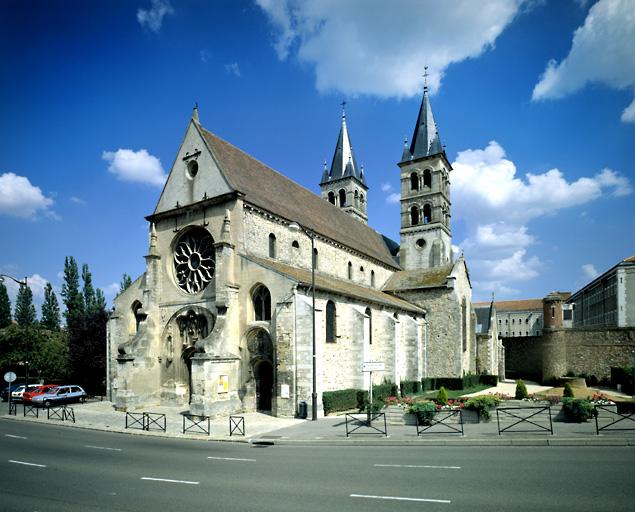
left=502, top=336, right=543, bottom=381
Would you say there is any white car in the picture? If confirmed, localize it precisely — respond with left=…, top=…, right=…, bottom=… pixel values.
left=10, top=384, right=39, bottom=402
left=31, top=385, right=87, bottom=407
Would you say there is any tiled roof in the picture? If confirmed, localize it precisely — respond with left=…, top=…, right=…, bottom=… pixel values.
left=624, top=254, right=635, bottom=263
left=489, top=299, right=543, bottom=312
left=245, top=255, right=424, bottom=314
left=201, top=127, right=399, bottom=270
left=382, top=263, right=454, bottom=291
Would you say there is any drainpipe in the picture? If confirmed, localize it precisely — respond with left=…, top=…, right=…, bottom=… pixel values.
left=292, top=285, right=298, bottom=417
left=423, top=317, right=429, bottom=379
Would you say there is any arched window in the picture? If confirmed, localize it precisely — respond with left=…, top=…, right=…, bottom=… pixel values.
left=292, top=240, right=299, bottom=249
left=360, top=193, right=365, bottom=205
left=423, top=204, right=432, bottom=224
left=313, top=248, right=318, bottom=270
left=354, top=190, right=359, bottom=207
left=132, top=301, right=144, bottom=333
left=410, top=172, right=419, bottom=191
left=348, top=261, right=353, bottom=280
left=268, top=233, right=276, bottom=258
left=328, top=191, right=335, bottom=204
left=371, top=270, right=375, bottom=287
left=253, top=285, right=271, bottom=321
left=326, top=300, right=337, bottom=342
left=339, top=189, right=346, bottom=207
left=423, top=169, right=432, bottom=188
left=365, top=307, right=372, bottom=345
left=410, top=205, right=419, bottom=225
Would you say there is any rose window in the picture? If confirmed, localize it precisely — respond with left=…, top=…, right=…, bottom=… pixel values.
left=173, top=228, right=215, bottom=293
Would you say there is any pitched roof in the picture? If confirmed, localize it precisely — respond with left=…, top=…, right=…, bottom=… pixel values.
left=477, top=299, right=544, bottom=312
left=321, top=111, right=366, bottom=186
left=382, top=263, right=454, bottom=291
left=402, top=87, right=443, bottom=162
left=200, top=126, right=399, bottom=269
left=245, top=255, right=423, bottom=314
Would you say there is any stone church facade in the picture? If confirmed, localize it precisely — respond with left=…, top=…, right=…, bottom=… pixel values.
left=107, top=88, right=488, bottom=418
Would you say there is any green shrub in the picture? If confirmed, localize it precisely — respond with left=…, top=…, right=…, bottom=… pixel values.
left=563, top=382, right=574, bottom=398
left=515, top=379, right=528, bottom=399
left=323, top=388, right=361, bottom=415
left=464, top=395, right=500, bottom=420
left=400, top=380, right=420, bottom=396
left=478, top=374, right=499, bottom=387
left=436, top=386, right=449, bottom=405
left=408, top=401, right=437, bottom=425
left=561, top=398, right=594, bottom=422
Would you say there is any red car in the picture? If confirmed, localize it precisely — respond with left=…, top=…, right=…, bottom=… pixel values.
left=22, top=384, right=58, bottom=403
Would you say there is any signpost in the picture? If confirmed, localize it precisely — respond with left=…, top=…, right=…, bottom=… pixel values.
left=4, top=372, right=16, bottom=409
left=361, top=362, right=385, bottom=425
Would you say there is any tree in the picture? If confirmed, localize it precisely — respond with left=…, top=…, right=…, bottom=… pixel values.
left=0, top=282, right=11, bottom=328
left=41, top=283, right=61, bottom=331
left=95, top=288, right=107, bottom=311
left=62, top=256, right=84, bottom=326
left=14, top=284, right=36, bottom=327
left=119, top=273, right=133, bottom=296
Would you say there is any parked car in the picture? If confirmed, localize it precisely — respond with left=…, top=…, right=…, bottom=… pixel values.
left=32, top=385, right=87, bottom=407
left=22, top=384, right=58, bottom=403
left=2, top=383, right=25, bottom=401
left=10, top=384, right=40, bottom=402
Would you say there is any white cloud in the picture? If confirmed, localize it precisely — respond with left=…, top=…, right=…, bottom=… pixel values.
left=137, top=0, right=174, bottom=33
left=385, top=192, right=400, bottom=204
left=485, top=250, right=540, bottom=282
left=595, top=168, right=633, bottom=197
left=102, top=149, right=167, bottom=188
left=472, top=223, right=535, bottom=249
left=582, top=263, right=599, bottom=280
left=0, top=172, right=54, bottom=219
left=256, top=0, right=526, bottom=97
left=532, top=0, right=635, bottom=122
left=70, top=196, right=85, bottom=205
left=2, top=273, right=50, bottom=313
left=380, top=182, right=392, bottom=192
left=225, top=62, right=241, bottom=77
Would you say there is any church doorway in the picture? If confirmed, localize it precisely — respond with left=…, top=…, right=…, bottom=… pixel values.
left=254, top=360, right=273, bottom=412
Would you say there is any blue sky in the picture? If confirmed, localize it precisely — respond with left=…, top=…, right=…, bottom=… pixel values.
left=1, top=0, right=633, bottom=313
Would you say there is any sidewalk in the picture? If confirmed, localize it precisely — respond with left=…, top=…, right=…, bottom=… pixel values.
left=2, top=398, right=635, bottom=447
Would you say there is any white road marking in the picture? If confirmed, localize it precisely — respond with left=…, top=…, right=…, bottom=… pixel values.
left=5, top=434, right=27, bottom=440
left=207, top=456, right=256, bottom=462
left=351, top=494, right=451, bottom=504
left=375, top=463, right=461, bottom=469
left=141, top=477, right=199, bottom=485
left=9, top=460, right=46, bottom=468
left=84, top=445, right=122, bottom=452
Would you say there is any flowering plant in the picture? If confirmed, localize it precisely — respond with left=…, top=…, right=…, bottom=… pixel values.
left=384, top=395, right=414, bottom=408
left=589, top=393, right=615, bottom=405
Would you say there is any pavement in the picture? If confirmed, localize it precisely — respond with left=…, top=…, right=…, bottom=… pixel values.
left=2, top=380, right=634, bottom=447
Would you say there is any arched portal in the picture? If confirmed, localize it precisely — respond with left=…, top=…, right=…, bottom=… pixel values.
left=247, top=328, right=275, bottom=413
left=254, top=360, right=273, bottom=411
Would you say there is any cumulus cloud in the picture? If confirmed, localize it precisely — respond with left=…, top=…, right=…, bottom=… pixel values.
left=385, top=192, right=400, bottom=204
left=380, top=182, right=392, bottom=192
left=256, top=0, right=526, bottom=97
left=70, top=196, right=85, bottom=205
left=2, top=273, right=50, bottom=312
left=0, top=172, right=54, bottom=219
left=582, top=263, right=599, bottom=280
left=224, top=62, right=241, bottom=77
left=102, top=149, right=167, bottom=188
left=532, top=0, right=635, bottom=122
left=137, top=0, right=174, bottom=33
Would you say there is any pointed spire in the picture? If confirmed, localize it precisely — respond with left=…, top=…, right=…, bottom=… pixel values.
left=404, top=69, right=444, bottom=161
left=148, top=222, right=159, bottom=256
left=401, top=136, right=411, bottom=161
left=321, top=103, right=364, bottom=185
left=192, top=103, right=200, bottom=124
left=321, top=160, right=329, bottom=182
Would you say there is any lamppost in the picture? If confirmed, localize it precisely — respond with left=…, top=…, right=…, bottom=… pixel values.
left=0, top=274, right=29, bottom=389
left=288, top=221, right=317, bottom=421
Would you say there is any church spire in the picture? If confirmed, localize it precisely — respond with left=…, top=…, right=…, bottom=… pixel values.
left=402, top=68, right=443, bottom=162
left=321, top=102, right=365, bottom=185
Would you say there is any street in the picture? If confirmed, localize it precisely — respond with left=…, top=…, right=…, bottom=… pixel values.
left=1, top=419, right=634, bottom=511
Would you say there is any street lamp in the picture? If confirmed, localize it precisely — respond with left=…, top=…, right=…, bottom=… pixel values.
left=0, top=274, right=29, bottom=389
left=288, top=221, right=317, bottom=421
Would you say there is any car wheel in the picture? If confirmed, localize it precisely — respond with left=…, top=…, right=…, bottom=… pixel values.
left=44, top=400, right=52, bottom=408
left=80, top=396, right=86, bottom=404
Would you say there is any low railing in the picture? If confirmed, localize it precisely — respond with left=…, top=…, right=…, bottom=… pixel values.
left=416, top=409, right=464, bottom=436
left=47, top=405, right=75, bottom=423
left=595, top=405, right=635, bottom=435
left=23, top=404, right=39, bottom=418
left=229, top=416, right=245, bottom=436
left=125, top=411, right=167, bottom=432
left=8, top=401, right=17, bottom=416
left=496, top=406, right=553, bottom=435
left=345, top=412, right=388, bottom=437
left=183, top=414, right=210, bottom=435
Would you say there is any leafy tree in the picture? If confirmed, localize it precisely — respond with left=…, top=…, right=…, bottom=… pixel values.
left=82, top=264, right=97, bottom=315
left=0, top=282, right=11, bottom=328
left=14, top=284, right=36, bottom=327
left=62, top=256, right=84, bottom=326
left=119, top=273, right=133, bottom=296
left=95, top=288, right=107, bottom=311
left=41, top=283, right=61, bottom=331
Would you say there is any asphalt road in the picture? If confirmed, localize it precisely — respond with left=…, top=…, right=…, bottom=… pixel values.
left=1, top=419, right=634, bottom=512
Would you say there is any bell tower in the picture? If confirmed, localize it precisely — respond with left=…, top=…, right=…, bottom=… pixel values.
left=398, top=73, right=453, bottom=270
left=320, top=104, right=368, bottom=224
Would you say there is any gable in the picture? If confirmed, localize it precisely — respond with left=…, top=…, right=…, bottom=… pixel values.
left=154, top=121, right=235, bottom=214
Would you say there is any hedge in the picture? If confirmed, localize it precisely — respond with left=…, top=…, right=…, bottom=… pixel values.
left=322, top=388, right=360, bottom=415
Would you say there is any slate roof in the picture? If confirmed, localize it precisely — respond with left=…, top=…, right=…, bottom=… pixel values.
left=402, top=87, right=443, bottom=162
left=382, top=263, right=454, bottom=291
left=474, top=299, right=543, bottom=312
left=321, top=112, right=366, bottom=186
left=200, top=126, right=399, bottom=269
left=245, top=255, right=423, bottom=314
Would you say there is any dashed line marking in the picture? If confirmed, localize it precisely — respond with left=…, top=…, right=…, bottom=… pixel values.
left=207, top=456, right=256, bottom=462
left=84, top=445, right=122, bottom=452
left=9, top=460, right=46, bottom=468
left=374, top=463, right=461, bottom=469
left=141, top=477, right=199, bottom=485
left=351, top=494, right=451, bottom=504
left=5, top=434, right=27, bottom=440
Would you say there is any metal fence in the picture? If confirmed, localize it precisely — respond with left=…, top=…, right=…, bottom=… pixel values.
left=416, top=409, right=464, bottom=436
left=345, top=412, right=388, bottom=437
left=47, top=405, right=75, bottom=423
left=229, top=416, right=245, bottom=436
left=496, top=406, right=553, bottom=435
left=23, top=404, right=39, bottom=418
left=125, top=411, right=166, bottom=432
left=183, top=414, right=210, bottom=435
left=595, top=405, right=635, bottom=435
left=8, top=401, right=17, bottom=416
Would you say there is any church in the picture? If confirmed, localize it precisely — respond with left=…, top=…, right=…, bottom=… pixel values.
left=107, top=85, right=498, bottom=418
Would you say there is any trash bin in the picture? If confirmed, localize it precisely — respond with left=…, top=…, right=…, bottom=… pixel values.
left=298, top=401, right=308, bottom=419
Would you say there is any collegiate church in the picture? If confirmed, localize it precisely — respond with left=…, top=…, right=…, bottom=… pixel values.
left=107, top=86, right=500, bottom=418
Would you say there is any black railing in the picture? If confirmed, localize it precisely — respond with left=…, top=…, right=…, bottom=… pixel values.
left=496, top=406, right=553, bottom=435
left=47, top=405, right=75, bottom=423
left=183, top=414, right=210, bottom=435
left=416, top=409, right=464, bottom=436
left=23, top=404, right=39, bottom=418
left=8, top=401, right=17, bottom=416
left=229, top=416, right=245, bottom=436
left=125, top=411, right=166, bottom=432
left=595, top=405, right=635, bottom=434
left=345, top=412, right=388, bottom=437
left=125, top=412, right=145, bottom=430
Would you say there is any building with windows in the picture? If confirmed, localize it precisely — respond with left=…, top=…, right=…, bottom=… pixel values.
left=107, top=87, right=484, bottom=419
left=473, top=299, right=544, bottom=338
